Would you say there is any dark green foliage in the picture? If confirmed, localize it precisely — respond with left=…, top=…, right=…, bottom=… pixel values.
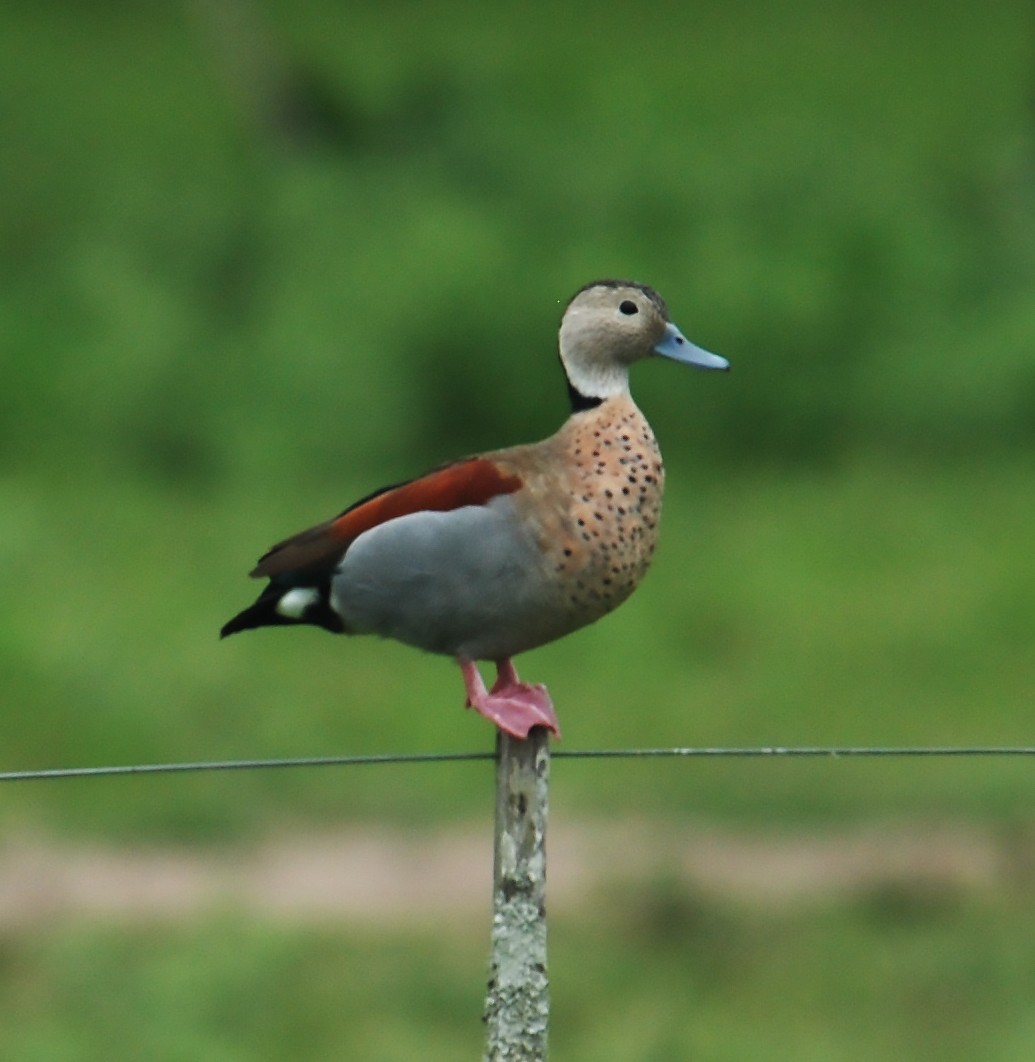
left=3, top=0, right=1033, bottom=484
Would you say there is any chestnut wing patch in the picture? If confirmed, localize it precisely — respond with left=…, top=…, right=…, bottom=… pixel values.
left=251, top=458, right=523, bottom=580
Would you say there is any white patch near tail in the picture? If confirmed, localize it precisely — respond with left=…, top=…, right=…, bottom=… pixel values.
left=276, top=587, right=319, bottom=619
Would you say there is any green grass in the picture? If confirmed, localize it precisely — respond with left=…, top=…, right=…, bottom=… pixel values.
left=5, top=885, right=1035, bottom=1061
left=3, top=458, right=1034, bottom=839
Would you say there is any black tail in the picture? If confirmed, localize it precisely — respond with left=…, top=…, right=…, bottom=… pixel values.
left=220, top=582, right=345, bottom=639
left=220, top=596, right=282, bottom=638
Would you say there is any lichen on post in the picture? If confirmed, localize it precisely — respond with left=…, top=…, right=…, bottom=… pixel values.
left=483, top=727, right=550, bottom=1061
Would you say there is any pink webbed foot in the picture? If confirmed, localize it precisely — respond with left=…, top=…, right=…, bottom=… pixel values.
left=460, top=659, right=560, bottom=739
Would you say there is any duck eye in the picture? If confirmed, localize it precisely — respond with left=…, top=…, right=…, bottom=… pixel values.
left=619, top=300, right=638, bottom=316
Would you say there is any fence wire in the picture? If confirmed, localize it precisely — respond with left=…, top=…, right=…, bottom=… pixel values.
left=2, top=745, right=1035, bottom=782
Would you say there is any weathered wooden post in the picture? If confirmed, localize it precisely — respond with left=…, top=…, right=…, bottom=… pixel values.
left=483, top=727, right=551, bottom=1060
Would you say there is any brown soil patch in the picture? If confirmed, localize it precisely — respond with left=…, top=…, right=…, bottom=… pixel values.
left=0, top=817, right=1024, bottom=925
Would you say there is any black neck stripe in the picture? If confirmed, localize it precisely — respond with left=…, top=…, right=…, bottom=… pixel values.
left=567, top=379, right=604, bottom=412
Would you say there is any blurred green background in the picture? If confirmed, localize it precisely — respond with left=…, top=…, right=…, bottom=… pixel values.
left=2, top=0, right=1035, bottom=1057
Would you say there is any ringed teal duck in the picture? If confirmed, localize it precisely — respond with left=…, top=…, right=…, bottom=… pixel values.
left=221, top=280, right=729, bottom=738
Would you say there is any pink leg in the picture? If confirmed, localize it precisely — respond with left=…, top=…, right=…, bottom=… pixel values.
left=459, top=659, right=560, bottom=739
